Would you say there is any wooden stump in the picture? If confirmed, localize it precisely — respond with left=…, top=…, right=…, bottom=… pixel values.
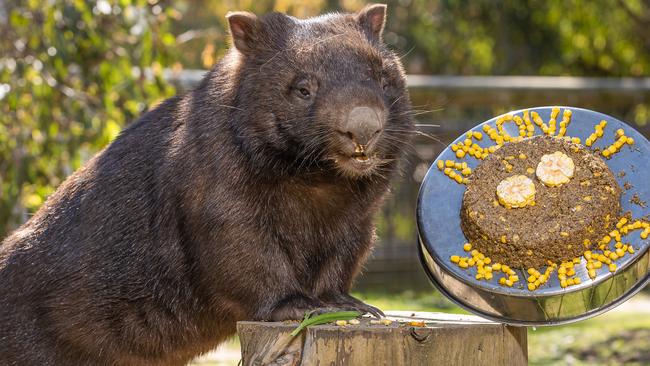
left=237, top=311, right=527, bottom=366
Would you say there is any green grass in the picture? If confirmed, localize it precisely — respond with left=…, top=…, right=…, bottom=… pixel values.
left=528, top=309, right=650, bottom=365
left=190, top=291, right=650, bottom=366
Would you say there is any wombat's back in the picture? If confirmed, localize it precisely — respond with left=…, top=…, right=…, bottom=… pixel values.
left=0, top=96, right=223, bottom=365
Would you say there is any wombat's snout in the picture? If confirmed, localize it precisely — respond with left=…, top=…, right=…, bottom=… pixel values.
left=342, top=106, right=383, bottom=148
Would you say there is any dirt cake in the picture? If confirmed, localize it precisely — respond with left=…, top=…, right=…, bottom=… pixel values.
left=461, top=135, right=621, bottom=268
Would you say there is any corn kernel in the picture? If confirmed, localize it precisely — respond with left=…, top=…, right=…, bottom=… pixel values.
left=574, top=277, right=581, bottom=285
left=615, top=248, right=625, bottom=257
left=451, top=255, right=460, bottom=263
left=463, top=243, right=472, bottom=251
left=608, top=263, right=617, bottom=272
left=560, top=279, right=568, bottom=288
left=528, top=275, right=536, bottom=283
left=510, top=275, right=519, bottom=282
left=468, top=258, right=476, bottom=266
left=437, top=160, right=444, bottom=170
left=483, top=257, right=492, bottom=265
left=459, top=261, right=469, bottom=269
left=588, top=269, right=597, bottom=279
left=498, top=277, right=506, bottom=285
left=527, top=283, right=536, bottom=291
left=505, top=279, right=513, bottom=287
left=456, top=150, right=466, bottom=158
left=567, top=278, right=575, bottom=286
left=492, top=263, right=502, bottom=271
left=485, top=272, right=493, bottom=280
left=476, top=273, right=484, bottom=280
left=539, top=274, right=548, bottom=283
left=628, top=246, right=635, bottom=254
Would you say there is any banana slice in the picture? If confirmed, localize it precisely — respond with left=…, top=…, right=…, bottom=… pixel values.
left=496, top=175, right=536, bottom=209
left=536, top=151, right=575, bottom=187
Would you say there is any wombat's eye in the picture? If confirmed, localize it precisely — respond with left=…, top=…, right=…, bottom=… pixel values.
left=298, top=87, right=310, bottom=97
left=292, top=78, right=314, bottom=100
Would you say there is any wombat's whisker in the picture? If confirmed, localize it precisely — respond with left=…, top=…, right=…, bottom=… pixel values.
left=396, top=45, right=416, bottom=61
left=388, top=95, right=405, bottom=109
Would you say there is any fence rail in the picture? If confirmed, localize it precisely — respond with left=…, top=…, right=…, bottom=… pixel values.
left=167, top=69, right=650, bottom=92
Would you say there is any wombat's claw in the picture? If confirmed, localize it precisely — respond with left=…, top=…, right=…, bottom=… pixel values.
left=355, top=303, right=384, bottom=319
left=328, top=297, right=384, bottom=319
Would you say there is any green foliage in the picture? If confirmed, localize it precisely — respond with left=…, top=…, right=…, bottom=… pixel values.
left=0, top=0, right=177, bottom=238
left=386, top=0, right=650, bottom=76
left=290, top=310, right=361, bottom=337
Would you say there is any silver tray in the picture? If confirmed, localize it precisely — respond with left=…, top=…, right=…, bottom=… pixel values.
left=416, top=106, right=650, bottom=326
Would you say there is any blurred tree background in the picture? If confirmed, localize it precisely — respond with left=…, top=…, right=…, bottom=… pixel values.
left=1, top=0, right=649, bottom=241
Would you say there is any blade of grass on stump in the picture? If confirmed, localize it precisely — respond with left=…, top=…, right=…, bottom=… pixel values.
left=290, top=311, right=361, bottom=337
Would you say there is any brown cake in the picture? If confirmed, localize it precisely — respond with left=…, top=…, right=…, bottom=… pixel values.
left=461, top=135, right=621, bottom=268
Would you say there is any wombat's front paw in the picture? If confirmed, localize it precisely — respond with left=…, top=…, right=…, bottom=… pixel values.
left=268, top=295, right=327, bottom=322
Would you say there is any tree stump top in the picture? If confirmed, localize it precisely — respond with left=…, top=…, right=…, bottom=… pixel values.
left=238, top=311, right=528, bottom=366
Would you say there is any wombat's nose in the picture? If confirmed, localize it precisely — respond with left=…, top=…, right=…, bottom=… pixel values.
left=343, top=106, right=382, bottom=146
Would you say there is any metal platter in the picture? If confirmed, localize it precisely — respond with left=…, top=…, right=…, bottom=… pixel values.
left=416, top=106, right=650, bottom=326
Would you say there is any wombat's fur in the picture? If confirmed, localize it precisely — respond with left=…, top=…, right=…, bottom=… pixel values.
left=0, top=4, right=413, bottom=365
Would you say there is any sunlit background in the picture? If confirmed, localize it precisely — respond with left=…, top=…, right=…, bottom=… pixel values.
left=1, top=0, right=649, bottom=365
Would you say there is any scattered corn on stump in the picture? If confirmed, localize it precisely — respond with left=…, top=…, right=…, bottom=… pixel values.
left=237, top=312, right=527, bottom=366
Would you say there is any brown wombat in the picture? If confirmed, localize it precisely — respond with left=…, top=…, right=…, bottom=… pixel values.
left=0, top=4, right=413, bottom=365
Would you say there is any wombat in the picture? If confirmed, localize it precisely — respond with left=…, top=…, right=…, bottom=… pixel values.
left=0, top=4, right=413, bottom=365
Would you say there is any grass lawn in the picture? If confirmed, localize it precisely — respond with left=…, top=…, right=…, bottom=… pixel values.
left=190, top=290, right=650, bottom=366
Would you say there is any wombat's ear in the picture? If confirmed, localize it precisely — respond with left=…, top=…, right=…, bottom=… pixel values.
left=355, top=4, right=387, bottom=43
left=226, top=11, right=259, bottom=54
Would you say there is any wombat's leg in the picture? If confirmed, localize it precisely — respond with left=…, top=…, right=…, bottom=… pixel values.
left=313, top=254, right=385, bottom=318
